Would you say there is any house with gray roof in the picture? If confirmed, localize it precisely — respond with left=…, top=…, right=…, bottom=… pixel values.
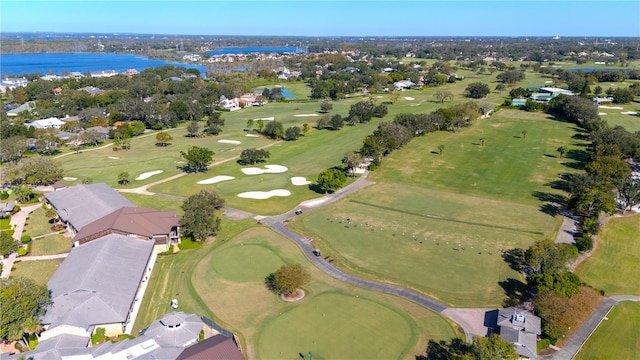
left=6, top=101, right=35, bottom=117
left=44, top=183, right=135, bottom=235
left=496, top=307, right=541, bottom=359
left=0, top=202, right=15, bottom=217
left=41, top=233, right=154, bottom=338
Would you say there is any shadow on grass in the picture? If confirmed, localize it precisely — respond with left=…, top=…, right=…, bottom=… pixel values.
left=502, top=248, right=526, bottom=272
left=499, top=278, right=527, bottom=307
left=532, top=191, right=566, bottom=204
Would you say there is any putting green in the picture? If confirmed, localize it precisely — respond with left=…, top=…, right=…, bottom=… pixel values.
left=257, top=292, right=415, bottom=360
left=209, top=243, right=287, bottom=282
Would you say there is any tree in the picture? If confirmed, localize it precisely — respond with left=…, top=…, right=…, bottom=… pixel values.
left=527, top=271, right=581, bottom=297
left=272, top=264, right=310, bottom=295
left=594, top=85, right=603, bottom=97
left=180, top=146, right=214, bottom=172
left=155, top=131, right=173, bottom=146
left=0, top=232, right=19, bottom=257
left=0, top=277, right=50, bottom=341
left=434, top=90, right=454, bottom=103
left=14, top=185, right=34, bottom=203
left=181, top=189, right=225, bottom=241
left=0, top=136, right=27, bottom=163
left=118, top=171, right=130, bottom=185
left=263, top=121, right=284, bottom=139
left=284, top=126, right=301, bottom=141
left=509, top=87, right=530, bottom=99
left=186, top=121, right=200, bottom=137
left=239, top=148, right=271, bottom=164
left=302, top=123, right=310, bottom=135
left=534, top=287, right=601, bottom=341
left=342, top=152, right=363, bottom=176
left=470, top=334, right=519, bottom=360
left=521, top=129, right=528, bottom=139
left=557, top=145, right=567, bottom=159
left=3, top=157, right=63, bottom=186
left=497, top=70, right=526, bottom=84
left=612, top=88, right=634, bottom=104
left=465, top=82, right=490, bottom=99
left=79, top=130, right=103, bottom=146
left=614, top=175, right=640, bottom=212
left=389, top=91, right=400, bottom=104
left=34, top=135, right=61, bottom=155
left=330, top=114, right=344, bottom=130
left=257, top=119, right=265, bottom=132
left=437, top=144, right=445, bottom=155
left=479, top=138, right=486, bottom=147
left=320, top=100, right=333, bottom=113
left=246, top=119, right=254, bottom=130
left=495, top=83, right=507, bottom=92
left=204, top=112, right=225, bottom=135
left=316, top=168, right=347, bottom=193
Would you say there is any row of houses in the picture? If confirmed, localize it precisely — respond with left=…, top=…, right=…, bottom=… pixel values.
left=5, top=183, right=243, bottom=359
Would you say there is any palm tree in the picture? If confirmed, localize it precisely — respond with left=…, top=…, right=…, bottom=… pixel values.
left=521, top=129, right=528, bottom=139
left=21, top=316, right=43, bottom=349
left=480, top=138, right=486, bottom=147
left=438, top=144, right=445, bottom=155
left=557, top=145, right=568, bottom=159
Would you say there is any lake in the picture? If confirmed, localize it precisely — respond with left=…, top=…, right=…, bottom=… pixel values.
left=0, top=53, right=208, bottom=77
left=0, top=46, right=305, bottom=77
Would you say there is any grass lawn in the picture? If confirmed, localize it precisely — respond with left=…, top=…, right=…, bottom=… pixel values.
left=10, top=259, right=62, bottom=285
left=574, top=301, right=640, bottom=360
left=30, top=234, right=71, bottom=256
left=575, top=214, right=640, bottom=296
left=134, top=224, right=457, bottom=359
left=289, top=110, right=583, bottom=307
left=23, top=207, right=53, bottom=238
left=597, top=103, right=640, bottom=133
left=0, top=218, right=11, bottom=233
left=121, top=193, right=185, bottom=215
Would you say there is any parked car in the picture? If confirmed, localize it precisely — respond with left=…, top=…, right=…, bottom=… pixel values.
left=171, top=299, right=179, bottom=309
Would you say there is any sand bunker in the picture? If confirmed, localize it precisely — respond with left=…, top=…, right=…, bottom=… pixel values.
left=254, top=117, right=274, bottom=121
left=245, top=134, right=260, bottom=137
left=241, top=165, right=288, bottom=175
left=545, top=80, right=553, bottom=84
left=63, top=177, right=77, bottom=181
left=237, top=189, right=291, bottom=199
left=621, top=111, right=638, bottom=115
left=599, top=112, right=607, bottom=115
left=108, top=156, right=119, bottom=160
left=404, top=97, right=415, bottom=100
left=197, top=176, right=235, bottom=185
left=291, top=177, right=312, bottom=186
left=218, top=139, right=242, bottom=145
left=136, top=170, right=163, bottom=180
left=599, top=105, right=623, bottom=109
left=294, top=114, right=318, bottom=117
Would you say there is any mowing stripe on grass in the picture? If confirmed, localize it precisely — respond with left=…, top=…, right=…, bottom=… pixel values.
left=349, top=199, right=544, bottom=236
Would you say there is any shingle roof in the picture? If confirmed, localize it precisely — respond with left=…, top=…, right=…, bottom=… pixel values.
left=73, top=207, right=180, bottom=243
left=43, top=234, right=153, bottom=329
left=44, top=183, right=135, bottom=231
left=177, top=334, right=244, bottom=360
left=18, top=333, right=90, bottom=360
left=497, top=307, right=542, bottom=335
left=141, top=312, right=203, bottom=348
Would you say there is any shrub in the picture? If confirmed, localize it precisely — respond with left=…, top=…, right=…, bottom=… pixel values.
left=575, top=234, right=593, bottom=252
left=582, top=216, right=600, bottom=235
left=17, top=247, right=28, bottom=256
left=92, top=327, right=107, bottom=345
left=199, top=329, right=205, bottom=342
left=369, top=162, right=377, bottom=171
left=178, top=237, right=202, bottom=250
left=28, top=333, right=38, bottom=350
left=159, top=245, right=175, bottom=256
left=0, top=191, right=9, bottom=200
left=21, top=235, right=31, bottom=243
left=11, top=205, right=21, bottom=215
left=537, top=338, right=550, bottom=352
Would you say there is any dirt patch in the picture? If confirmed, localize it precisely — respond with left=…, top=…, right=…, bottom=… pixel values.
left=280, top=289, right=305, bottom=302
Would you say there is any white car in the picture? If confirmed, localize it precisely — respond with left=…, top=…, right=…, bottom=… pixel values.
left=170, top=299, right=179, bottom=309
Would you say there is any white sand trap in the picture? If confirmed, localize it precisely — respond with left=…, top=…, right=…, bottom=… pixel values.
left=599, top=112, right=607, bottom=115
left=197, top=175, right=235, bottom=185
left=404, top=97, right=415, bottom=100
left=241, top=165, right=288, bottom=175
left=245, top=134, right=260, bottom=137
left=294, top=114, right=318, bottom=117
left=136, top=170, right=163, bottom=180
left=599, top=105, right=623, bottom=109
left=254, top=117, right=274, bottom=121
left=621, top=111, right=638, bottom=115
left=545, top=80, right=553, bottom=84
left=218, top=139, right=242, bottom=145
left=237, top=189, right=291, bottom=199
left=108, top=156, right=119, bottom=160
left=63, top=177, right=77, bottom=181
left=291, top=177, right=311, bottom=186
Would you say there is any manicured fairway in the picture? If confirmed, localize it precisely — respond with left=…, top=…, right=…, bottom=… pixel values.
left=257, top=292, right=414, bottom=360
left=289, top=110, right=582, bottom=306
left=574, top=302, right=640, bottom=360
left=10, top=259, right=62, bottom=285
left=210, top=243, right=287, bottom=282
left=121, top=193, right=185, bottom=215
left=30, top=234, right=71, bottom=256
left=575, top=214, right=640, bottom=296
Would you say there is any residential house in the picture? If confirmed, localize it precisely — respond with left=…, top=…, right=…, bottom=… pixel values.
left=44, top=183, right=135, bottom=235
left=394, top=80, right=417, bottom=91
left=90, top=70, right=119, bottom=78
left=72, top=207, right=181, bottom=249
left=84, top=126, right=110, bottom=140
left=496, top=307, right=541, bottom=360
left=28, top=117, right=65, bottom=129
left=0, top=202, right=15, bottom=217
left=0, top=77, right=29, bottom=93
left=6, top=101, right=35, bottom=117
left=79, top=86, right=106, bottom=95
left=177, top=334, right=244, bottom=360
left=40, top=234, right=155, bottom=338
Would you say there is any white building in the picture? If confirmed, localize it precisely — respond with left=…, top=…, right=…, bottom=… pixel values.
left=29, top=117, right=65, bottom=129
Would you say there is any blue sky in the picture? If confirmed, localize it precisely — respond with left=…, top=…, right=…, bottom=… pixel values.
left=1, top=1, right=639, bottom=37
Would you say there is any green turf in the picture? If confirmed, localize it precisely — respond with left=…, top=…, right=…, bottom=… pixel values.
left=257, top=292, right=415, bottom=360
left=0, top=218, right=11, bottom=233
left=209, top=243, right=287, bottom=282
left=23, top=207, right=54, bottom=237
left=575, top=215, right=640, bottom=296
left=574, top=301, right=640, bottom=360
left=120, top=193, right=185, bottom=215
left=10, top=259, right=62, bottom=285
left=30, top=234, right=71, bottom=256
left=289, top=110, right=581, bottom=306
